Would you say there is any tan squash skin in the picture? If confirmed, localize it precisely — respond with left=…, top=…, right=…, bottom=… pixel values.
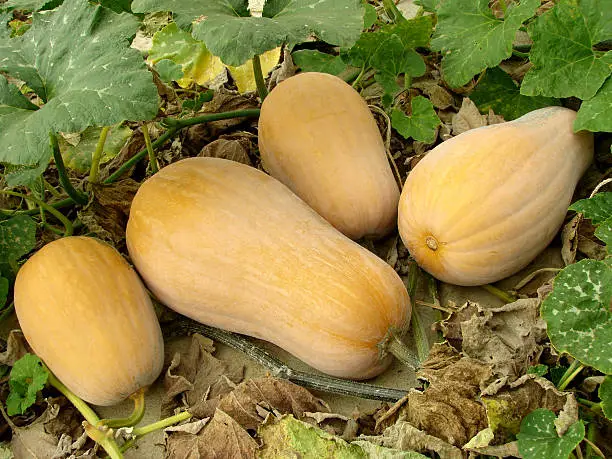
left=258, top=72, right=400, bottom=240
left=14, top=237, right=164, bottom=406
left=398, top=107, right=594, bottom=286
left=126, top=157, right=410, bottom=380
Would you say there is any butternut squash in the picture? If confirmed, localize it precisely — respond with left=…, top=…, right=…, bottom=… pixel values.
left=126, top=157, right=410, bottom=379
left=398, top=107, right=593, bottom=286
left=258, top=72, right=399, bottom=240
left=14, top=236, right=165, bottom=406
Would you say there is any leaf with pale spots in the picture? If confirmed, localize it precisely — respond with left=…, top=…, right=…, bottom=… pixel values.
left=569, top=192, right=612, bottom=225
left=132, top=0, right=364, bottom=67
left=594, top=217, right=612, bottom=249
left=574, top=77, right=612, bottom=133
left=0, top=215, right=37, bottom=264
left=516, top=409, right=585, bottom=459
left=600, top=375, right=612, bottom=419
left=0, top=0, right=158, bottom=185
left=541, top=259, right=612, bottom=374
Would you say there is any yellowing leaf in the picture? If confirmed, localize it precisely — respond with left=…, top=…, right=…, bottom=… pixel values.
left=148, top=23, right=225, bottom=88
left=227, top=47, right=281, bottom=93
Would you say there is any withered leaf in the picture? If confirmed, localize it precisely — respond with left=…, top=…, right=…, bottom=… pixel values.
left=165, top=409, right=257, bottom=459
left=77, top=179, right=140, bottom=245
left=561, top=214, right=580, bottom=265
left=216, top=376, right=329, bottom=431
left=162, top=335, right=244, bottom=418
left=435, top=302, right=479, bottom=351
left=198, top=137, right=253, bottom=165
left=0, top=330, right=30, bottom=366
left=451, top=98, right=487, bottom=135
left=460, top=299, right=548, bottom=380
left=412, top=81, right=454, bottom=110
left=481, top=374, right=579, bottom=443
left=10, top=401, right=62, bottom=459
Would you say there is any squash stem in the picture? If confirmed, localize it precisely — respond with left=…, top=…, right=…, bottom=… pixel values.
left=47, top=371, right=124, bottom=459
left=387, top=332, right=420, bottom=370
left=117, top=411, right=192, bottom=455
left=0, top=191, right=73, bottom=236
left=252, top=54, right=268, bottom=101
left=98, top=388, right=146, bottom=428
left=50, top=132, right=89, bottom=205
left=88, top=126, right=111, bottom=184
left=5, top=197, right=75, bottom=217
left=406, top=261, right=428, bottom=364
left=480, top=284, right=516, bottom=303
left=167, top=319, right=409, bottom=402
left=141, top=123, right=158, bottom=174
left=558, top=359, right=585, bottom=391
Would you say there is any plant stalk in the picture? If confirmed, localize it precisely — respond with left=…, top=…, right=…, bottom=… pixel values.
left=480, top=284, right=516, bottom=303
left=98, top=388, right=146, bottom=428
left=117, top=411, right=192, bottom=455
left=141, top=124, right=158, bottom=174
left=167, top=319, right=409, bottom=402
left=252, top=55, right=268, bottom=101
left=49, top=132, right=89, bottom=205
left=558, top=359, right=585, bottom=391
left=0, top=191, right=73, bottom=236
left=47, top=371, right=123, bottom=459
left=89, top=126, right=111, bottom=184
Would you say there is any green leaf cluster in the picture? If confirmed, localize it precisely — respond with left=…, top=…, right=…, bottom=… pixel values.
left=6, top=354, right=49, bottom=416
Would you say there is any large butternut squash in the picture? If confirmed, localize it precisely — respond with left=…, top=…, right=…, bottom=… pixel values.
left=258, top=72, right=399, bottom=240
left=126, top=157, right=410, bottom=379
left=14, top=237, right=165, bottom=406
left=398, top=107, right=593, bottom=286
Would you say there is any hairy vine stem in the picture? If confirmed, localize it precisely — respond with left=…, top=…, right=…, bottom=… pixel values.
left=166, top=319, right=409, bottom=402
left=252, top=55, right=268, bottom=101
left=49, top=132, right=89, bottom=205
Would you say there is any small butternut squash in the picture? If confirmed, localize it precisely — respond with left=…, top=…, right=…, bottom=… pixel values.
left=258, top=72, right=399, bottom=240
left=398, top=107, right=593, bottom=286
left=126, top=157, right=410, bottom=379
left=14, top=236, right=165, bottom=406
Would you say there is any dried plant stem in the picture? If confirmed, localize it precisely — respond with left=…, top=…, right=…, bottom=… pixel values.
left=167, top=319, right=409, bottom=402
left=512, top=267, right=562, bottom=291
left=369, top=104, right=403, bottom=190
left=480, top=284, right=516, bottom=303
left=589, top=177, right=612, bottom=198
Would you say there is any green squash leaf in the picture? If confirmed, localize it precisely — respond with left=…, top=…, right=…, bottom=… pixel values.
left=431, top=0, right=539, bottom=88
left=574, top=77, right=612, bottom=133
left=363, top=2, right=377, bottom=28
left=469, top=67, right=560, bottom=120
left=6, top=354, right=49, bottom=416
left=541, top=259, right=612, bottom=374
left=132, top=0, right=364, bottom=67
left=292, top=50, right=348, bottom=76
left=381, top=15, right=434, bottom=49
left=568, top=192, right=612, bottom=225
left=341, top=31, right=386, bottom=69
left=526, top=364, right=548, bottom=377
left=516, top=409, right=585, bottom=459
left=371, top=34, right=426, bottom=80
left=521, top=0, right=612, bottom=100
left=391, top=96, right=441, bottom=143
left=594, top=217, right=612, bottom=248
left=600, top=375, right=612, bottom=420
left=0, top=0, right=158, bottom=185
left=154, top=59, right=184, bottom=83
left=0, top=215, right=37, bottom=264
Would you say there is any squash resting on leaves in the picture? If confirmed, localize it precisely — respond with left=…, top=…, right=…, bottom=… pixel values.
left=258, top=72, right=399, bottom=240
left=126, top=157, right=410, bottom=379
left=14, top=236, right=165, bottom=406
left=398, top=107, right=594, bottom=286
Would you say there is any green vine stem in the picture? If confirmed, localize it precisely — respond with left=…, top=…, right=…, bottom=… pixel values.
left=89, top=126, right=111, bottom=184
left=584, top=436, right=605, bottom=458
left=117, top=411, right=192, bottom=455
left=141, top=124, right=158, bottom=174
left=480, top=284, right=517, bottom=303
left=558, top=359, right=585, bottom=391
left=106, top=109, right=261, bottom=183
left=167, top=319, right=409, bottom=402
left=252, top=54, right=268, bottom=101
left=49, top=132, right=89, bottom=205
left=98, top=388, right=146, bottom=428
left=47, top=371, right=123, bottom=459
left=7, top=197, right=75, bottom=217
left=0, top=191, right=73, bottom=236
left=43, top=178, right=62, bottom=198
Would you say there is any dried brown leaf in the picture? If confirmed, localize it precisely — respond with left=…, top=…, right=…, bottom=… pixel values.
left=77, top=179, right=140, bottom=244
left=481, top=374, right=578, bottom=443
left=412, top=81, right=454, bottom=109
left=460, top=299, right=548, bottom=380
left=486, top=109, right=505, bottom=125
left=162, top=334, right=244, bottom=418
left=198, top=137, right=253, bottom=165
left=435, top=302, right=479, bottom=351
left=451, top=98, right=487, bottom=135
left=561, top=214, right=581, bottom=265
left=216, top=376, right=329, bottom=431
left=100, top=131, right=145, bottom=182
left=362, top=420, right=463, bottom=459
left=268, top=47, right=297, bottom=91
left=10, top=402, right=61, bottom=459
left=0, top=330, right=30, bottom=366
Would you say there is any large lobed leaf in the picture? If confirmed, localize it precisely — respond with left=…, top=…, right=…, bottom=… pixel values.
left=541, top=259, right=612, bottom=374
left=431, top=0, right=539, bottom=88
left=521, top=0, right=612, bottom=101
left=0, top=0, right=158, bottom=185
left=574, top=77, right=612, bottom=133
left=132, top=0, right=364, bottom=67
